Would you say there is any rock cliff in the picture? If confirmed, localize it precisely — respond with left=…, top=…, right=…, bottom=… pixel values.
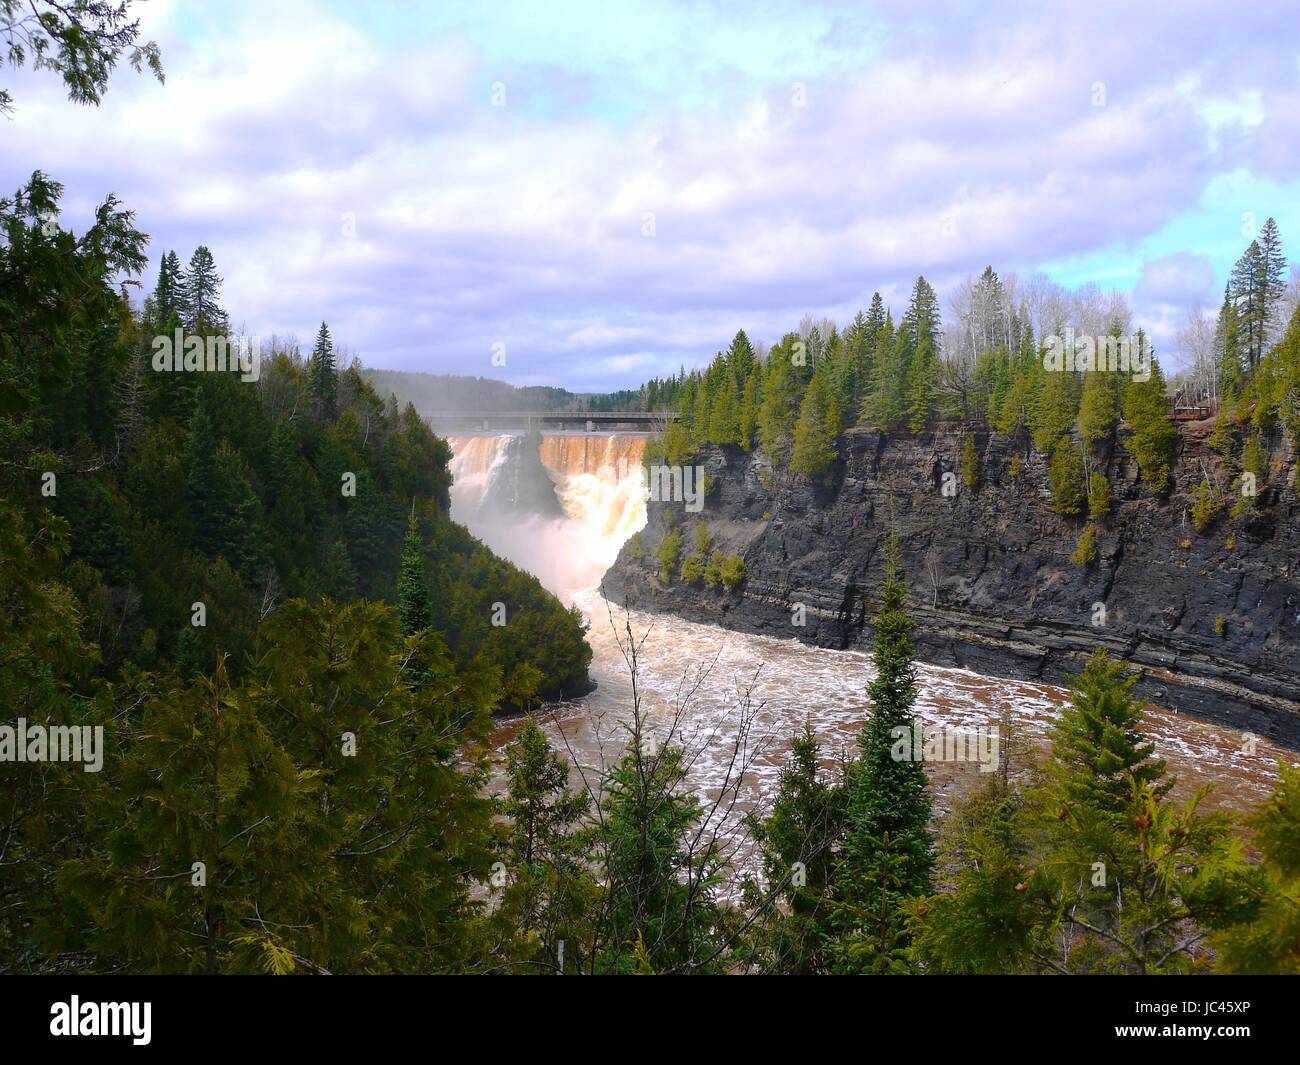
left=603, top=422, right=1300, bottom=746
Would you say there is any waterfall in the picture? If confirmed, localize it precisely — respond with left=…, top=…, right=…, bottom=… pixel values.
left=446, top=433, right=648, bottom=602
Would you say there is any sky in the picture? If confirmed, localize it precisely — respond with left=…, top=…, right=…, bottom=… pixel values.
left=5, top=0, right=1300, bottom=391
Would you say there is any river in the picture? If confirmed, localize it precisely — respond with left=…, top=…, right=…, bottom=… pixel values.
left=448, top=431, right=1291, bottom=869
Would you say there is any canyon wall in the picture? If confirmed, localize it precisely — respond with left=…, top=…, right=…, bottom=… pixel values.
left=603, top=423, right=1300, bottom=746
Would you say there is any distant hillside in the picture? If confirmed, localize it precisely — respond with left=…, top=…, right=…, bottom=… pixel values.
left=363, top=369, right=647, bottom=418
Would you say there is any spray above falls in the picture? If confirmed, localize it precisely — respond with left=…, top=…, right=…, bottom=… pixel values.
left=447, top=433, right=648, bottom=601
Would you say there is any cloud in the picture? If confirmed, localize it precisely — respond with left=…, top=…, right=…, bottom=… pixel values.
left=4, top=0, right=1299, bottom=389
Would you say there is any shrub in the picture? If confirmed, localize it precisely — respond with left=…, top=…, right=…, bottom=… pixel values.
left=657, top=529, right=681, bottom=583
left=680, top=554, right=706, bottom=584
left=694, top=523, right=712, bottom=556
left=1190, top=481, right=1222, bottom=533
left=718, top=554, right=747, bottom=591
left=1088, top=472, right=1111, bottom=520
left=1070, top=524, right=1098, bottom=567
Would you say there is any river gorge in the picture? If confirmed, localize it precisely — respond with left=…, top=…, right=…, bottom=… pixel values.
left=446, top=429, right=1298, bottom=854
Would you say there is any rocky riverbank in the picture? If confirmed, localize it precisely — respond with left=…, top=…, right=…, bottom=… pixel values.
left=603, top=422, right=1300, bottom=747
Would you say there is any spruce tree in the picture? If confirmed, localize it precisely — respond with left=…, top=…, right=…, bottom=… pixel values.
left=746, top=723, right=843, bottom=974
left=829, top=536, right=933, bottom=972
left=397, top=509, right=432, bottom=635
left=183, top=245, right=226, bottom=333
left=1121, top=352, right=1176, bottom=491
left=309, top=321, right=338, bottom=419
left=789, top=371, right=836, bottom=475
left=184, top=395, right=222, bottom=554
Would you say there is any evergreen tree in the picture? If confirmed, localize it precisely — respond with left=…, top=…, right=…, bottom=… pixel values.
left=1047, top=438, right=1085, bottom=515
left=183, top=245, right=227, bottom=333
left=595, top=732, right=726, bottom=973
left=745, top=723, right=843, bottom=974
left=184, top=395, right=223, bottom=554
left=737, top=366, right=761, bottom=450
left=309, top=321, right=338, bottom=419
left=152, top=249, right=184, bottom=326
left=499, top=719, right=595, bottom=972
left=1213, top=762, right=1300, bottom=974
left=397, top=509, right=431, bottom=635
left=1121, top=352, right=1176, bottom=491
left=828, top=536, right=933, bottom=973
left=789, top=369, right=837, bottom=475
left=727, top=329, right=755, bottom=388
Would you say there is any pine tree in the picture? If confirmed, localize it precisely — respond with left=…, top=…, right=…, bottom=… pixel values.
left=863, top=314, right=907, bottom=429
left=829, top=536, right=933, bottom=973
left=1047, top=438, right=1085, bottom=515
left=790, top=371, right=837, bottom=475
left=152, top=250, right=184, bottom=327
left=727, top=329, right=755, bottom=388
left=1212, top=762, right=1300, bottom=974
left=184, top=395, right=222, bottom=554
left=1122, top=352, right=1176, bottom=491
left=397, top=509, right=431, bottom=635
left=1049, top=651, right=1169, bottom=818
left=746, top=722, right=843, bottom=974
left=309, top=322, right=338, bottom=419
left=903, top=277, right=940, bottom=432
left=499, top=719, right=594, bottom=971
left=183, top=245, right=227, bottom=333
left=596, top=735, right=726, bottom=973
left=737, top=366, right=761, bottom=450
left=1078, top=367, right=1119, bottom=449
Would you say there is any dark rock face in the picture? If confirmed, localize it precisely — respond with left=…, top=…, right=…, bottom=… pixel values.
left=480, top=433, right=566, bottom=519
left=604, top=423, right=1300, bottom=747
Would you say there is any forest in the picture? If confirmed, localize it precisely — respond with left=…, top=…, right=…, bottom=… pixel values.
left=3, top=0, right=1299, bottom=978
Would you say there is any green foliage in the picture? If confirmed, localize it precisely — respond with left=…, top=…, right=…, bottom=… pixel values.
left=1213, top=763, right=1300, bottom=973
left=309, top=321, right=338, bottom=420
left=1191, top=480, right=1223, bottom=533
left=912, top=651, right=1260, bottom=974
left=1070, top=523, right=1097, bottom=567
left=595, top=730, right=727, bottom=973
left=498, top=720, right=596, bottom=972
left=1087, top=471, right=1111, bottom=519
left=789, top=369, right=837, bottom=475
left=680, top=554, right=705, bottom=584
left=0, top=0, right=164, bottom=115
left=717, top=553, right=746, bottom=591
left=744, top=724, right=843, bottom=973
left=1241, top=432, right=1268, bottom=480
left=397, top=508, right=431, bottom=634
left=657, top=528, right=682, bottom=583
left=1121, top=356, right=1176, bottom=491
left=1047, top=439, right=1085, bottom=515
left=827, top=536, right=933, bottom=973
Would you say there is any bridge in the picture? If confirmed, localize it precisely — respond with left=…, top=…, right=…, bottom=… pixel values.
left=424, top=410, right=678, bottom=433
